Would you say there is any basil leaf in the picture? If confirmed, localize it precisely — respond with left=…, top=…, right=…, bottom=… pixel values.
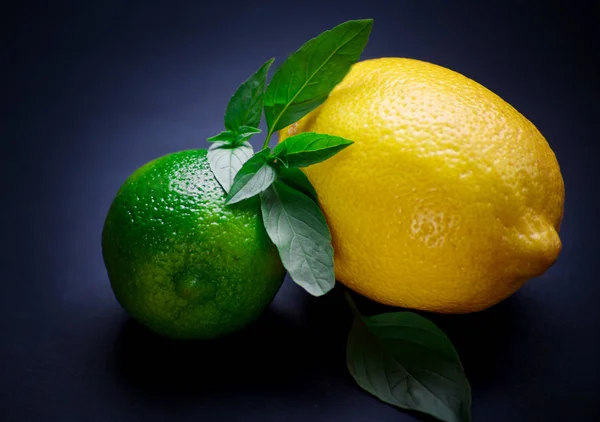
left=207, top=131, right=237, bottom=143
left=347, top=309, right=472, bottom=422
left=225, top=58, right=274, bottom=132
left=264, top=19, right=372, bottom=134
left=207, top=141, right=254, bottom=193
left=236, top=125, right=262, bottom=141
left=207, top=128, right=261, bottom=144
left=226, top=149, right=276, bottom=204
left=209, top=126, right=262, bottom=146
left=260, top=182, right=334, bottom=296
left=272, top=132, right=353, bottom=167
left=276, top=167, right=319, bottom=204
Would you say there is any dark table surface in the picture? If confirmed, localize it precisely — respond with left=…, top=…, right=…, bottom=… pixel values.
left=2, top=1, right=599, bottom=421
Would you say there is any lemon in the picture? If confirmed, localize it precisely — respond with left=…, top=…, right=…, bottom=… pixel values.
left=279, top=58, right=564, bottom=313
left=102, top=149, right=286, bottom=339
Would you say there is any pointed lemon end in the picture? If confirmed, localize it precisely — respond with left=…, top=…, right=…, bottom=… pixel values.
left=510, top=213, right=562, bottom=279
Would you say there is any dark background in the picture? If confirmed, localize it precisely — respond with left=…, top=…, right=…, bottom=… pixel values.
left=1, top=0, right=598, bottom=421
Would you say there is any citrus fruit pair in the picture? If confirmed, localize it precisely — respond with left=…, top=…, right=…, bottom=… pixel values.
left=102, top=57, right=564, bottom=339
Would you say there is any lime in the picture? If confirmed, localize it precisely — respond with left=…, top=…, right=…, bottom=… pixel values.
left=102, top=149, right=285, bottom=339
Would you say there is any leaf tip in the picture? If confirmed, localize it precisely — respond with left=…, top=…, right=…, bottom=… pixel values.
left=356, top=18, right=374, bottom=26
left=224, top=189, right=239, bottom=205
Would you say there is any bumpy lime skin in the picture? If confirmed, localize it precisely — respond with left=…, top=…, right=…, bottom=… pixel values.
left=102, top=149, right=286, bottom=339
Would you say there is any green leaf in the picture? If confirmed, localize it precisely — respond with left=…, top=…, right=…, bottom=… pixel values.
left=207, top=131, right=237, bottom=143
left=236, top=125, right=262, bottom=140
left=276, top=167, right=319, bottom=204
left=209, top=126, right=262, bottom=146
left=272, top=132, right=353, bottom=167
left=260, top=181, right=334, bottom=296
left=346, top=306, right=472, bottom=422
left=226, top=149, right=277, bottom=204
left=225, top=58, right=274, bottom=132
left=207, top=141, right=254, bottom=192
left=264, top=19, right=373, bottom=134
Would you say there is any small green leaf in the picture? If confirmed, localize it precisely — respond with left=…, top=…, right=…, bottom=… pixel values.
left=226, top=149, right=276, bottom=204
left=216, top=126, right=261, bottom=146
left=264, top=19, right=373, bottom=134
left=276, top=167, right=319, bottom=204
left=207, top=141, right=254, bottom=192
left=346, top=306, right=472, bottom=422
left=260, top=181, right=334, bottom=296
left=236, top=126, right=262, bottom=139
left=225, top=58, right=274, bottom=132
left=207, top=127, right=261, bottom=145
left=272, top=132, right=353, bottom=167
left=207, top=131, right=237, bottom=143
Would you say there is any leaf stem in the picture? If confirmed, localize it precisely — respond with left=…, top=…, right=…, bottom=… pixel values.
left=343, top=289, right=361, bottom=318
left=262, top=130, right=274, bottom=150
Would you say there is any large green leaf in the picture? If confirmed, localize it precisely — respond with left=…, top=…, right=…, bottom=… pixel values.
left=264, top=20, right=372, bottom=134
left=272, top=132, right=353, bottom=168
left=225, top=58, right=274, bottom=132
left=347, top=310, right=472, bottom=422
left=260, top=181, right=334, bottom=296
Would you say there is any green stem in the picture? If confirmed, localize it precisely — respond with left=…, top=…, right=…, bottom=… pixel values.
left=262, top=129, right=274, bottom=150
left=344, top=289, right=361, bottom=318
